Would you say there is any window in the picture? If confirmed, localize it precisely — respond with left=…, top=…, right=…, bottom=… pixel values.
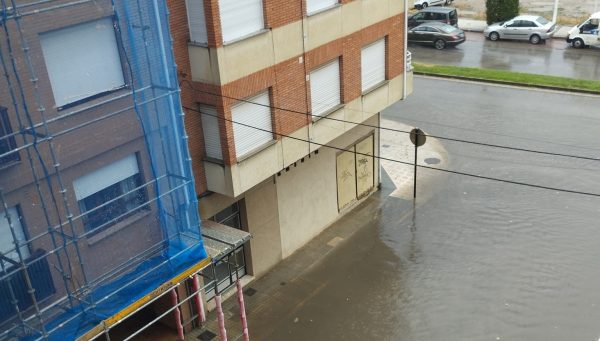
left=40, top=17, right=125, bottom=108
left=521, top=21, right=537, bottom=28
left=411, top=13, right=424, bottom=20
left=204, top=202, right=246, bottom=298
left=0, top=206, right=30, bottom=269
left=186, top=0, right=208, bottom=44
left=199, top=105, right=223, bottom=160
left=73, top=154, right=147, bottom=233
left=309, top=59, right=341, bottom=119
left=231, top=92, right=273, bottom=159
left=218, top=0, right=264, bottom=43
left=306, top=0, right=338, bottom=15
left=0, top=206, right=55, bottom=321
left=432, top=13, right=446, bottom=20
left=361, top=39, right=386, bottom=92
left=210, top=202, right=242, bottom=228
left=0, top=107, right=19, bottom=167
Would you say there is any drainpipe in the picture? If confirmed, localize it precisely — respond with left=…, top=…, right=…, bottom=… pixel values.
left=403, top=0, right=408, bottom=100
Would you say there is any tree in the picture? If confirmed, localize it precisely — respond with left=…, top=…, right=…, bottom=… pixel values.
left=485, top=0, right=520, bottom=25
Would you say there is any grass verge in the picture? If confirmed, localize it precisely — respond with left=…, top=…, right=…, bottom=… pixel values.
left=413, top=63, right=600, bottom=93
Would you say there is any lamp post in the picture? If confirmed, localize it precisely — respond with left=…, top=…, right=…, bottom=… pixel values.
left=552, top=0, right=559, bottom=23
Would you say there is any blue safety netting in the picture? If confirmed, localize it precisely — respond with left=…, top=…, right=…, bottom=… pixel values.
left=0, top=0, right=207, bottom=340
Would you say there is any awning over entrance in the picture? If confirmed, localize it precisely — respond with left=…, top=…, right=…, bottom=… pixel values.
left=201, top=220, right=251, bottom=262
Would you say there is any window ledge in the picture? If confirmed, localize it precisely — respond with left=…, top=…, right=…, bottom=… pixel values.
left=236, top=139, right=277, bottom=163
left=312, top=103, right=345, bottom=123
left=307, top=3, right=342, bottom=17
left=362, top=80, right=389, bottom=96
left=56, top=85, right=129, bottom=111
left=0, top=159, right=21, bottom=171
left=203, top=157, right=225, bottom=166
left=188, top=40, right=209, bottom=48
left=86, top=210, right=152, bottom=246
left=223, top=28, right=270, bottom=47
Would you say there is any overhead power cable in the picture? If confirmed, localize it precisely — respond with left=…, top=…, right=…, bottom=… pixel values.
left=179, top=80, right=600, bottom=163
left=182, top=104, right=600, bottom=199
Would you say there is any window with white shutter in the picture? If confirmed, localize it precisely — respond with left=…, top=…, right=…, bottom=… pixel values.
left=219, top=0, right=264, bottom=43
left=231, top=92, right=273, bottom=159
left=309, top=59, right=341, bottom=119
left=199, top=105, right=223, bottom=160
left=306, top=0, right=338, bottom=15
left=361, top=38, right=386, bottom=92
left=186, top=0, right=208, bottom=44
left=73, top=154, right=147, bottom=232
left=40, top=17, right=125, bottom=108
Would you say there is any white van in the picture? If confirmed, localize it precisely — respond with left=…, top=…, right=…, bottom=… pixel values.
left=413, top=0, right=453, bottom=10
left=567, top=12, right=600, bottom=48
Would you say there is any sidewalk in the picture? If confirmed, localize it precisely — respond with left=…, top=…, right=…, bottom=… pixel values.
left=459, top=18, right=572, bottom=39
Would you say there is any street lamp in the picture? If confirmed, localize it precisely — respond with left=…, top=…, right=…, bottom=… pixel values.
left=552, top=0, right=559, bottom=23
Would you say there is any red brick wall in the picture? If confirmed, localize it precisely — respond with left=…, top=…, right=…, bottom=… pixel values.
left=204, top=0, right=223, bottom=47
left=265, top=0, right=303, bottom=29
left=168, top=0, right=209, bottom=193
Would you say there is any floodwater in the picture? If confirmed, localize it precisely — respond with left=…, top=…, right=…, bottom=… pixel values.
left=378, top=78, right=600, bottom=340
left=248, top=78, right=600, bottom=341
left=409, top=32, right=600, bottom=81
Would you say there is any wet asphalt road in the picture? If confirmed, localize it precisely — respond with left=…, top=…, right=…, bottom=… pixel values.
left=243, top=78, right=600, bottom=341
left=410, top=32, right=600, bottom=80
left=379, top=77, right=600, bottom=340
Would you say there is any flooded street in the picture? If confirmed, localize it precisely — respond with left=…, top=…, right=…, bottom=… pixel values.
left=240, top=77, right=600, bottom=341
left=379, top=77, right=600, bottom=340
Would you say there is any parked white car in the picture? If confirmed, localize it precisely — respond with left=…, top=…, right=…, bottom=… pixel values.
left=566, top=12, right=600, bottom=48
left=414, top=0, right=453, bottom=10
left=484, top=15, right=557, bottom=44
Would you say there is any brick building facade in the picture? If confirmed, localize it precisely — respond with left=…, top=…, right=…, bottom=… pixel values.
left=168, top=0, right=413, bottom=282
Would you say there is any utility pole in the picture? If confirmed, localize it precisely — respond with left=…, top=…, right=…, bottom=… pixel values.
left=552, top=0, right=559, bottom=23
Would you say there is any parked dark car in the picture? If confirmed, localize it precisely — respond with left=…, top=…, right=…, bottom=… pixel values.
left=408, top=7, right=458, bottom=29
left=408, top=22, right=466, bottom=49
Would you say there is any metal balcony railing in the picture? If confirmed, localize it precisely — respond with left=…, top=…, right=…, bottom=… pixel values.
left=0, top=250, right=56, bottom=322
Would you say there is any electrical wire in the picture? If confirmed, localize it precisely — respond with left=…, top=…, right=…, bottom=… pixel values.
left=179, top=80, right=600, bottom=163
left=394, top=115, right=600, bottom=153
left=183, top=104, right=600, bottom=198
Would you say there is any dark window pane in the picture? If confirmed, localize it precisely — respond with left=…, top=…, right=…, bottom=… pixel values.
left=0, top=107, right=20, bottom=166
left=79, top=174, right=147, bottom=232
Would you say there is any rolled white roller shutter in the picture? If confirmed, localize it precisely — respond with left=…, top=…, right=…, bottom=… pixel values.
left=310, top=59, right=341, bottom=118
left=231, top=92, right=273, bottom=158
left=186, top=0, right=208, bottom=44
left=306, top=0, right=338, bottom=14
left=361, top=38, right=386, bottom=92
left=200, top=105, right=223, bottom=160
left=219, top=0, right=264, bottom=43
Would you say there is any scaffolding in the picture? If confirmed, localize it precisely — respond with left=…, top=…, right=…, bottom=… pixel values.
left=0, top=0, right=208, bottom=340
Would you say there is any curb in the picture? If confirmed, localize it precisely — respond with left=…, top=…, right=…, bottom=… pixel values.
left=413, top=72, right=600, bottom=96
